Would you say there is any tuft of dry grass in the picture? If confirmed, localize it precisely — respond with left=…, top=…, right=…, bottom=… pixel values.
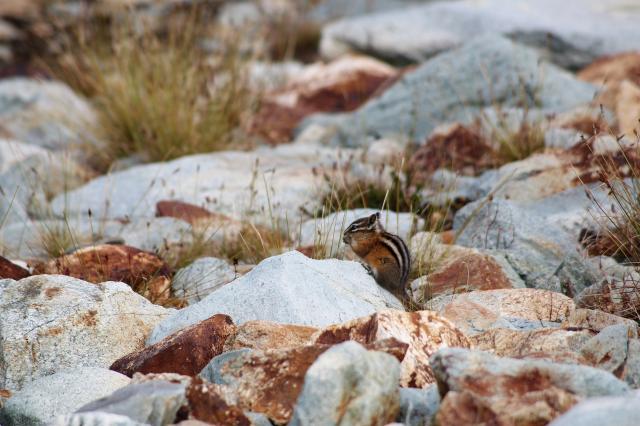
left=46, top=15, right=257, bottom=169
left=485, top=108, right=546, bottom=165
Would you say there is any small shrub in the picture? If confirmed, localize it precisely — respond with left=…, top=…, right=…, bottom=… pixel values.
left=46, top=15, right=257, bottom=168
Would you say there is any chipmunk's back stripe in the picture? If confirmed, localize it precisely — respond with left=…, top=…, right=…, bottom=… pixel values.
left=380, top=232, right=410, bottom=284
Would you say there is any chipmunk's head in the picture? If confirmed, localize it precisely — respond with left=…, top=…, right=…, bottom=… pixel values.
left=342, top=212, right=383, bottom=247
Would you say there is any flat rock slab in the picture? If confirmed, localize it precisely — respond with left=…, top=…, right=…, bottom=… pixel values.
left=148, top=251, right=403, bottom=344
left=427, top=288, right=575, bottom=336
left=50, top=144, right=352, bottom=225
left=223, top=320, right=318, bottom=352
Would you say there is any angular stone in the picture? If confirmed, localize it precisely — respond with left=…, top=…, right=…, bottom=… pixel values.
left=561, top=308, right=638, bottom=332
left=223, top=320, right=317, bottom=352
left=32, top=244, right=172, bottom=304
left=203, top=339, right=407, bottom=423
left=471, top=328, right=595, bottom=364
left=76, top=381, right=187, bottom=426
left=427, top=289, right=575, bottom=336
left=290, top=341, right=401, bottom=426
left=185, top=377, right=250, bottom=426
left=313, top=309, right=471, bottom=388
left=156, top=200, right=217, bottom=225
left=171, top=257, right=236, bottom=305
left=0, top=275, right=169, bottom=391
left=432, top=348, right=630, bottom=426
left=148, top=251, right=403, bottom=344
left=580, top=324, right=640, bottom=387
left=0, top=255, right=29, bottom=280
left=110, top=314, right=236, bottom=377
left=0, top=368, right=130, bottom=426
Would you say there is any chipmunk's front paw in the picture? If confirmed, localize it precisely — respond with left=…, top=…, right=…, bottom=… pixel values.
left=362, top=263, right=374, bottom=277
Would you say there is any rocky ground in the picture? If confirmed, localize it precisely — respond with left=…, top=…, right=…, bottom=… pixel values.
left=1, top=0, right=640, bottom=425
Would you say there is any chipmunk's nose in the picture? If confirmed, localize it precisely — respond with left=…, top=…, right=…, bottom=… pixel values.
left=342, top=233, right=351, bottom=245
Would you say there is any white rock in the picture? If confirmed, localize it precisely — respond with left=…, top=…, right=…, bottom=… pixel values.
left=298, top=209, right=422, bottom=257
left=0, top=367, right=130, bottom=426
left=172, top=257, right=236, bottom=305
left=0, top=275, right=170, bottom=391
left=148, top=251, right=403, bottom=344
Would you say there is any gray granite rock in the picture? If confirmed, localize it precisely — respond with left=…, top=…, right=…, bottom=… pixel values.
left=50, top=413, right=146, bottom=426
left=289, top=341, right=401, bottom=426
left=148, top=251, right=403, bottom=344
left=76, top=381, right=187, bottom=426
left=0, top=368, right=130, bottom=426
left=320, top=0, right=640, bottom=68
left=0, top=275, right=170, bottom=391
left=171, top=257, right=236, bottom=305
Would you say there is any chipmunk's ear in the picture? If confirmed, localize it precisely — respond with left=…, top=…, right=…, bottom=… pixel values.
left=367, top=212, right=380, bottom=229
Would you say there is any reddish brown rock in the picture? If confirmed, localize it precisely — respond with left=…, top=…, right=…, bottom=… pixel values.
left=251, top=56, right=397, bottom=144
left=409, top=123, right=496, bottom=183
left=216, top=338, right=407, bottom=423
left=0, top=255, right=29, bottom=280
left=156, top=200, right=216, bottom=225
left=427, top=288, right=575, bottom=336
left=412, top=245, right=520, bottom=301
left=110, top=314, right=236, bottom=377
left=470, top=328, right=594, bottom=364
left=186, top=378, right=250, bottom=426
left=223, top=320, right=317, bottom=352
left=32, top=244, right=171, bottom=304
left=313, top=309, right=470, bottom=388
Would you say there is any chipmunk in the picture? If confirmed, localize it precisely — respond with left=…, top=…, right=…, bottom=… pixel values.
left=342, top=212, right=411, bottom=299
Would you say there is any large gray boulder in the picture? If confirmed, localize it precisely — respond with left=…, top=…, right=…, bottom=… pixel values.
left=0, top=367, right=130, bottom=426
left=301, top=35, right=596, bottom=147
left=320, top=0, right=640, bottom=68
left=0, top=275, right=170, bottom=391
left=453, top=196, right=599, bottom=295
left=148, top=251, right=403, bottom=344
left=289, top=341, right=401, bottom=426
left=50, top=413, right=146, bottom=426
left=50, top=144, right=351, bottom=224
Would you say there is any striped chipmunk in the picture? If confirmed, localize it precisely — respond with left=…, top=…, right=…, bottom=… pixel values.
left=342, top=212, right=411, bottom=299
